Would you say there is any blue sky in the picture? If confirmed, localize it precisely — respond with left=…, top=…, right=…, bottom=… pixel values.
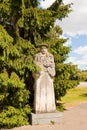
left=40, top=0, right=87, bottom=70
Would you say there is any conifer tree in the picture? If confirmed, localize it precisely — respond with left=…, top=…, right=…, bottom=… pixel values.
left=0, top=0, right=78, bottom=128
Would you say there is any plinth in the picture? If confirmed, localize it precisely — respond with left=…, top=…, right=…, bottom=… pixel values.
left=30, top=111, right=62, bottom=125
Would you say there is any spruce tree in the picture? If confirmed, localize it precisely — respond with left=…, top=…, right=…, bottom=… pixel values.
left=0, top=0, right=78, bottom=128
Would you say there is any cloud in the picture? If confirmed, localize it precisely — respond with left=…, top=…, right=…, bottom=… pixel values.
left=74, top=45, right=87, bottom=55
left=40, top=0, right=56, bottom=9
left=66, top=56, right=76, bottom=64
left=40, top=0, right=87, bottom=36
left=67, top=45, right=87, bottom=70
left=67, top=56, right=87, bottom=70
left=57, top=0, right=87, bottom=36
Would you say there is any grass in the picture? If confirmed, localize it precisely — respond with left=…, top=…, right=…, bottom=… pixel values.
left=61, top=87, right=87, bottom=108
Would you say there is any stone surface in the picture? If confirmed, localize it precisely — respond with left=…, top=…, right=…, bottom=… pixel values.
left=30, top=111, right=62, bottom=125
left=33, top=45, right=56, bottom=113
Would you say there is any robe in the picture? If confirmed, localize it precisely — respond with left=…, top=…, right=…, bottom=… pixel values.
left=33, top=52, right=56, bottom=113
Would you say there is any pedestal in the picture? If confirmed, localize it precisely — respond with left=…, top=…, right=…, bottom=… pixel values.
left=30, top=111, right=62, bottom=125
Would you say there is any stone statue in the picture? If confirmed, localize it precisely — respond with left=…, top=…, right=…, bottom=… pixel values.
left=33, top=44, right=56, bottom=113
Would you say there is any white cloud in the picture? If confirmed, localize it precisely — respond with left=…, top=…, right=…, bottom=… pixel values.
left=40, top=0, right=87, bottom=36
left=40, top=0, right=56, bottom=9
left=57, top=0, right=87, bottom=36
left=77, top=59, right=87, bottom=66
left=74, top=45, right=87, bottom=55
left=66, top=56, right=76, bottom=64
left=67, top=45, right=87, bottom=70
left=67, top=55, right=87, bottom=70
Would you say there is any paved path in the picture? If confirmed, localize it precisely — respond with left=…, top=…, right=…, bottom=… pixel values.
left=77, top=82, right=87, bottom=88
left=11, top=102, right=87, bottom=130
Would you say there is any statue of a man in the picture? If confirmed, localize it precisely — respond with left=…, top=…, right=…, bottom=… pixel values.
left=33, top=44, right=56, bottom=113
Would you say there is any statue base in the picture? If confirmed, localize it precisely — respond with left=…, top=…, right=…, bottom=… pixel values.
left=30, top=111, right=62, bottom=125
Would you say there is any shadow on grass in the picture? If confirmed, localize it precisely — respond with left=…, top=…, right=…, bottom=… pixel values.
left=56, top=102, right=66, bottom=112
left=80, top=93, right=87, bottom=97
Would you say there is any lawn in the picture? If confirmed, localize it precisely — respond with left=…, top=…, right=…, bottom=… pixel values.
left=61, top=87, right=87, bottom=108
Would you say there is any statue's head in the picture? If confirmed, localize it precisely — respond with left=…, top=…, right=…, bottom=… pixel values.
left=39, top=44, right=48, bottom=54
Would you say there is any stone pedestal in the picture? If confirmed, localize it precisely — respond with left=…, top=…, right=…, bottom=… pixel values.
left=30, top=111, right=62, bottom=125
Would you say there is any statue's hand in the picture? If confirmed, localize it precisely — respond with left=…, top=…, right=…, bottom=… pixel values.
left=47, top=67, right=55, bottom=77
left=36, top=73, right=40, bottom=78
left=32, top=72, right=40, bottom=79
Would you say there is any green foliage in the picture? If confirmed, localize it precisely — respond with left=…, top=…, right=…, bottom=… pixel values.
left=0, top=0, right=79, bottom=128
left=0, top=71, right=31, bottom=128
left=54, top=63, right=79, bottom=100
left=0, top=106, right=31, bottom=128
left=76, top=70, right=87, bottom=81
left=0, top=26, right=32, bottom=128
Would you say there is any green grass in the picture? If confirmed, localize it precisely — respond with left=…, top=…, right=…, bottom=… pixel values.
left=61, top=87, right=87, bottom=108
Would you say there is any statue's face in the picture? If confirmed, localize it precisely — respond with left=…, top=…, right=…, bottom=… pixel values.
left=40, top=46, right=47, bottom=54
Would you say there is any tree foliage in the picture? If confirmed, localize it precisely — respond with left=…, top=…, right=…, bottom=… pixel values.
left=0, top=0, right=78, bottom=128
left=76, top=70, right=87, bottom=81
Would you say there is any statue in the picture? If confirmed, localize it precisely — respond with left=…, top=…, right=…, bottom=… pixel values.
left=33, top=44, right=56, bottom=113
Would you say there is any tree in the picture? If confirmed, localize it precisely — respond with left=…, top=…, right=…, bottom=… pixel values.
left=76, top=70, right=87, bottom=81
left=0, top=0, right=78, bottom=128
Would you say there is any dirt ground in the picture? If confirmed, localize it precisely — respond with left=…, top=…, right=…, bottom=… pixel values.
left=5, top=102, right=87, bottom=130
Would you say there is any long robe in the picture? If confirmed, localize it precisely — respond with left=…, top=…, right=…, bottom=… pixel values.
left=33, top=52, right=56, bottom=113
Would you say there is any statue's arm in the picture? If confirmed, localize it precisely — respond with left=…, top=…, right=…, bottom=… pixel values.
left=47, top=65, right=55, bottom=77
left=47, top=55, right=56, bottom=77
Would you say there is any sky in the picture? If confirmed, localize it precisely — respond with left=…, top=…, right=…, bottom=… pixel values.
left=40, top=0, right=87, bottom=70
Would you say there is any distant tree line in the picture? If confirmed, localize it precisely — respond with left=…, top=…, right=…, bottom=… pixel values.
left=76, top=70, right=87, bottom=81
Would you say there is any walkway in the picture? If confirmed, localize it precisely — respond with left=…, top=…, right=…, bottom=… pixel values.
left=12, top=102, right=87, bottom=130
